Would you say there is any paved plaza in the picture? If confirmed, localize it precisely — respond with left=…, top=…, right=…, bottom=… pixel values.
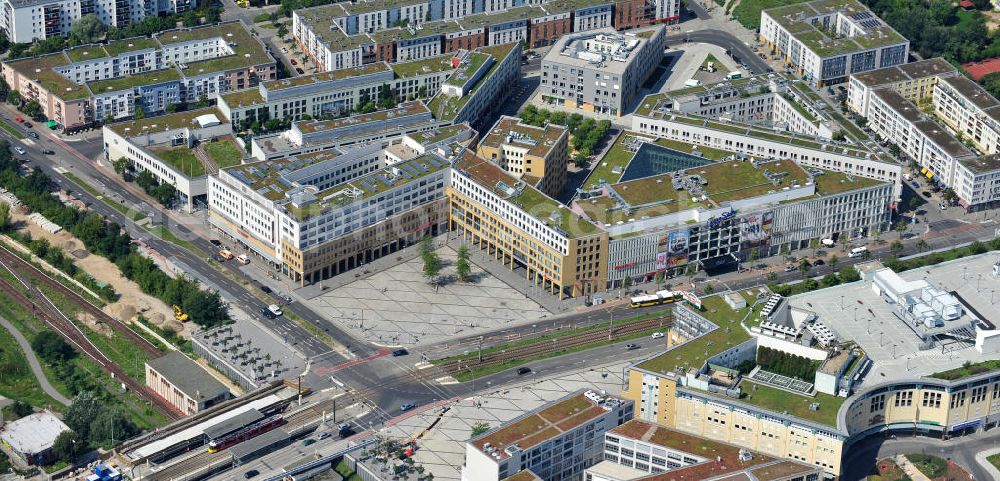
left=378, top=361, right=629, bottom=481
left=786, top=253, right=1000, bottom=382
left=306, top=247, right=552, bottom=347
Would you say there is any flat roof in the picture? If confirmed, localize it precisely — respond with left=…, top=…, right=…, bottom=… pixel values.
left=202, top=409, right=264, bottom=440
left=940, top=75, right=1000, bottom=110
left=959, top=154, right=1000, bottom=174
left=853, top=58, right=955, bottom=87
left=65, top=45, right=109, bottom=62
left=458, top=5, right=546, bottom=30
left=104, top=37, right=161, bottom=56
left=455, top=152, right=599, bottom=237
left=408, top=123, right=472, bottom=146
left=296, top=101, right=428, bottom=135
left=88, top=66, right=182, bottom=94
left=543, top=28, right=659, bottom=75
left=765, top=0, right=906, bottom=58
left=107, top=107, right=222, bottom=137
left=4, top=53, right=88, bottom=101
left=478, top=117, right=566, bottom=159
left=162, top=22, right=275, bottom=75
left=0, top=411, right=69, bottom=455
left=502, top=470, right=544, bottom=481
left=222, top=88, right=266, bottom=109
left=390, top=54, right=456, bottom=78
left=913, top=119, right=973, bottom=159
left=339, top=0, right=427, bottom=16
left=471, top=390, right=618, bottom=460
left=370, top=20, right=462, bottom=43
left=428, top=43, right=517, bottom=121
left=146, top=351, right=229, bottom=401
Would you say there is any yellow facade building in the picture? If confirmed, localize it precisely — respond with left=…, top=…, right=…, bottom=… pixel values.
left=475, top=116, right=569, bottom=198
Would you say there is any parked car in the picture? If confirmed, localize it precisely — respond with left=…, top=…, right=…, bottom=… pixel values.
left=244, top=470, right=259, bottom=479
left=813, top=259, right=825, bottom=266
left=13, top=146, right=24, bottom=155
left=651, top=332, right=665, bottom=339
left=783, top=264, right=796, bottom=272
left=23, top=122, right=32, bottom=128
left=296, top=67, right=305, bottom=74
left=400, top=402, right=417, bottom=412
left=261, top=285, right=272, bottom=294
left=317, top=432, right=332, bottom=440
left=259, top=307, right=276, bottom=319
left=27, top=131, right=38, bottom=139
left=210, top=239, right=222, bottom=246
left=625, top=343, right=640, bottom=351
left=42, top=150, right=54, bottom=155
left=392, top=348, right=408, bottom=357
left=14, top=117, right=22, bottom=123
left=922, top=191, right=932, bottom=198
left=910, top=180, right=920, bottom=188
left=290, top=59, right=297, bottom=65
left=338, top=423, right=354, bottom=439
left=517, top=367, right=532, bottom=375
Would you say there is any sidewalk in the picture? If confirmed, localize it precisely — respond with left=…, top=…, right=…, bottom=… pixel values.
left=974, top=446, right=1000, bottom=481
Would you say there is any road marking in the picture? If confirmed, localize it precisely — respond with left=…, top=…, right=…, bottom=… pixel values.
left=435, top=376, right=459, bottom=385
left=414, top=361, right=433, bottom=370
left=21, top=138, right=34, bottom=146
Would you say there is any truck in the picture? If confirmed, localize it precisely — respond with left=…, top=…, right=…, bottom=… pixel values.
left=725, top=71, right=742, bottom=80
left=684, top=79, right=701, bottom=87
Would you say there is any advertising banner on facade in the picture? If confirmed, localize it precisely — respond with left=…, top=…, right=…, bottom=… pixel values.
left=741, top=211, right=774, bottom=245
left=656, top=229, right=689, bottom=269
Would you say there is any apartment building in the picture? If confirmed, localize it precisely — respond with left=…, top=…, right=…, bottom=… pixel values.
left=848, top=58, right=1000, bottom=210
left=476, top=116, right=569, bottom=197
left=103, top=107, right=233, bottom=211
left=0, top=0, right=194, bottom=43
left=292, top=0, right=674, bottom=75
left=1, top=21, right=276, bottom=129
left=540, top=26, right=665, bottom=116
left=145, top=351, right=230, bottom=415
left=461, top=389, right=633, bottom=481
left=428, top=42, right=521, bottom=130
left=759, top=0, right=908, bottom=86
left=587, top=420, right=823, bottom=481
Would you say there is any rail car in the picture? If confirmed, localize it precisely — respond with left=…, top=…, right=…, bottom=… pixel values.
left=207, top=416, right=286, bottom=453
left=629, top=290, right=681, bottom=308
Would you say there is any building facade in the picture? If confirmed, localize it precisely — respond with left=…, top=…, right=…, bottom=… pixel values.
left=759, top=0, right=908, bottom=86
left=540, top=26, right=665, bottom=116
left=145, top=351, right=231, bottom=415
left=476, top=116, right=570, bottom=197
left=0, top=0, right=195, bottom=43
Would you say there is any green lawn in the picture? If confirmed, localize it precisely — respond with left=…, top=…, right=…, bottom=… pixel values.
left=732, top=0, right=806, bottom=30
left=905, top=454, right=947, bottom=478
left=154, top=147, right=206, bottom=177
left=988, top=453, right=1000, bottom=470
left=0, top=325, right=64, bottom=408
left=702, top=54, right=721, bottom=70
left=930, top=359, right=1000, bottom=380
left=203, top=139, right=244, bottom=169
left=739, top=380, right=844, bottom=427
left=0, top=121, right=26, bottom=139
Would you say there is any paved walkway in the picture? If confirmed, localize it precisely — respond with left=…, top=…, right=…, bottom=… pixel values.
left=975, top=446, right=1000, bottom=481
left=0, top=314, right=71, bottom=406
left=894, top=454, right=933, bottom=481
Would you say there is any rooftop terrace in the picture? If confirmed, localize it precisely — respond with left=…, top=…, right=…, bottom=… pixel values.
left=390, top=54, right=456, bottom=78
left=296, top=101, right=428, bottom=135
left=479, top=117, right=566, bottom=158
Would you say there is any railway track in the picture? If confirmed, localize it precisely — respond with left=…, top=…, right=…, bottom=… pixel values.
left=435, top=314, right=672, bottom=375
left=0, top=259, right=180, bottom=419
left=0, top=243, right=161, bottom=357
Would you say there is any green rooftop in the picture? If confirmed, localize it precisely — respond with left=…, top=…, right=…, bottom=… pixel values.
left=66, top=45, right=109, bottom=63
left=107, top=107, right=221, bottom=136
left=5, top=53, right=90, bottom=101
left=390, top=55, right=455, bottom=78
left=370, top=20, right=461, bottom=43
left=149, top=145, right=207, bottom=178
left=296, top=101, right=428, bottom=135
left=811, top=168, right=884, bottom=195
left=737, top=380, right=845, bottom=427
left=458, top=6, right=546, bottom=29
left=408, top=124, right=469, bottom=146
left=158, top=22, right=274, bottom=75
left=637, top=294, right=753, bottom=375
left=428, top=43, right=517, bottom=121
left=764, top=0, right=907, bottom=58
left=221, top=88, right=265, bottom=110
left=264, top=63, right=390, bottom=91
left=446, top=52, right=490, bottom=87
left=930, top=360, right=1000, bottom=381
left=543, top=0, right=614, bottom=13
left=104, top=37, right=160, bottom=57
left=339, top=0, right=427, bottom=16
left=88, top=67, right=181, bottom=94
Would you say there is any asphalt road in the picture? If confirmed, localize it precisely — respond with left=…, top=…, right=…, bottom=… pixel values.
left=665, top=30, right=770, bottom=75
left=841, top=431, right=1000, bottom=481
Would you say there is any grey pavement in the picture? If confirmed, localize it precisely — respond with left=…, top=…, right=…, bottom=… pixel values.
left=842, top=429, right=1000, bottom=481
left=0, top=314, right=71, bottom=406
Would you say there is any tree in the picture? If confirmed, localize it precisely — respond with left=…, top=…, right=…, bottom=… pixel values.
left=420, top=235, right=440, bottom=283
left=31, top=331, right=75, bottom=364
left=0, top=201, right=10, bottom=232
left=165, top=103, right=178, bottom=113
left=621, top=275, right=633, bottom=291
left=88, top=408, right=136, bottom=446
left=10, top=400, right=32, bottom=417
left=112, top=157, right=130, bottom=177
left=798, top=258, right=810, bottom=276
left=182, top=10, right=199, bottom=27
left=205, top=6, right=222, bottom=23
left=829, top=254, right=839, bottom=270
left=52, top=430, right=85, bottom=463
left=839, top=266, right=860, bottom=282
left=470, top=422, right=490, bottom=436
left=64, top=392, right=102, bottom=440
left=455, top=244, right=471, bottom=282
left=22, top=100, right=42, bottom=119
left=133, top=106, right=145, bottom=120
left=6, top=90, right=21, bottom=106
left=69, top=14, right=105, bottom=44
left=135, top=170, right=157, bottom=192
left=894, top=221, right=907, bottom=238
left=916, top=239, right=928, bottom=252
left=832, top=130, right=846, bottom=141
left=890, top=240, right=904, bottom=255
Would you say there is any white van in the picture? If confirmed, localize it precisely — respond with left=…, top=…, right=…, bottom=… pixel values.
left=684, top=79, right=701, bottom=87
left=848, top=246, right=868, bottom=258
left=268, top=304, right=283, bottom=316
